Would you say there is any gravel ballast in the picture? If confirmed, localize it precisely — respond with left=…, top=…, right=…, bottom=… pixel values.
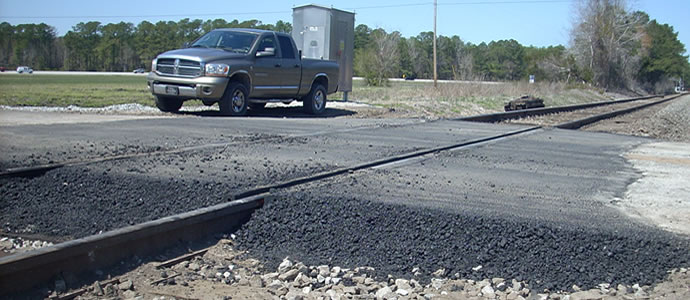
left=583, top=93, right=690, bottom=142
left=235, top=180, right=690, bottom=293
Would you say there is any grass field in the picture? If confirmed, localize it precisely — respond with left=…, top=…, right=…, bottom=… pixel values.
left=0, top=74, right=155, bottom=107
left=0, top=74, right=613, bottom=117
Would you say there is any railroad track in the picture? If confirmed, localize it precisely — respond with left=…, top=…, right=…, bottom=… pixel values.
left=0, top=94, right=669, bottom=180
left=0, top=121, right=422, bottom=179
left=458, top=94, right=666, bottom=125
left=0, top=93, right=684, bottom=296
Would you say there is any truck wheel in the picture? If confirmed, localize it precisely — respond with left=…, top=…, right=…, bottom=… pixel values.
left=303, top=84, right=327, bottom=115
left=155, top=96, right=183, bottom=112
left=249, top=103, right=266, bottom=110
left=219, top=82, right=248, bottom=116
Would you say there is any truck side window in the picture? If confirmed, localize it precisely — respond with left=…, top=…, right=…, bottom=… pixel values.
left=258, top=36, right=276, bottom=52
left=277, top=36, right=296, bottom=59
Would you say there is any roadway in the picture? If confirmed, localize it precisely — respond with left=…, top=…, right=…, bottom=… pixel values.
left=0, top=110, right=688, bottom=292
left=1, top=70, right=505, bottom=85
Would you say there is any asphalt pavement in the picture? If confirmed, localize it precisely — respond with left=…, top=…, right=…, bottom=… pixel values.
left=1, top=111, right=688, bottom=291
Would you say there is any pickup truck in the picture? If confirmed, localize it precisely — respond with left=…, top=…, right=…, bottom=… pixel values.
left=147, top=28, right=339, bottom=115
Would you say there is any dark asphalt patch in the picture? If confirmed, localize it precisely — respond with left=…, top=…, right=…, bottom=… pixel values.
left=0, top=151, right=334, bottom=240
left=235, top=186, right=690, bottom=292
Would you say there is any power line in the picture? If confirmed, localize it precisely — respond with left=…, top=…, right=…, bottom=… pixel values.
left=0, top=11, right=290, bottom=19
left=0, top=0, right=575, bottom=19
left=345, top=2, right=432, bottom=10
left=441, top=0, right=573, bottom=5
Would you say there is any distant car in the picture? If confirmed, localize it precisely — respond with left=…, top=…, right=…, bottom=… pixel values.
left=0, top=67, right=5, bottom=72
left=133, top=68, right=146, bottom=73
left=16, top=66, right=33, bottom=74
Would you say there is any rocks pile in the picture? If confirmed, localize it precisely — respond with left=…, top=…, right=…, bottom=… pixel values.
left=59, top=238, right=690, bottom=300
left=231, top=258, right=689, bottom=300
left=234, top=189, right=690, bottom=292
left=0, top=236, right=53, bottom=254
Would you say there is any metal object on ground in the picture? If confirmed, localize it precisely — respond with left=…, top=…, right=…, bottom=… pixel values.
left=504, top=95, right=545, bottom=111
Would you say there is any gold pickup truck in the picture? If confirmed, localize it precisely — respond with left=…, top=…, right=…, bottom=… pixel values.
left=147, top=28, right=339, bottom=115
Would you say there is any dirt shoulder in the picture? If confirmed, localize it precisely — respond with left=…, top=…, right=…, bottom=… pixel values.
left=0, top=109, right=168, bottom=126
left=617, top=142, right=690, bottom=236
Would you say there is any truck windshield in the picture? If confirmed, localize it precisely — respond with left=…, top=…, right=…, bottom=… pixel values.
left=191, top=31, right=258, bottom=54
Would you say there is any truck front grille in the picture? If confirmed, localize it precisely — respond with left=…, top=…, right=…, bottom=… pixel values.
left=156, top=58, right=202, bottom=77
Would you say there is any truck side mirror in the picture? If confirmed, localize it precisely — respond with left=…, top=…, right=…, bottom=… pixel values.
left=183, top=42, right=191, bottom=48
left=256, top=47, right=275, bottom=57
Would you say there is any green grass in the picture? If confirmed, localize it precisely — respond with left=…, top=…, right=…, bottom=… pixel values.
left=0, top=74, right=155, bottom=107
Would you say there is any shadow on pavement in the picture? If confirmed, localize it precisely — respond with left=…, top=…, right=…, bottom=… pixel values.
left=177, top=106, right=357, bottom=118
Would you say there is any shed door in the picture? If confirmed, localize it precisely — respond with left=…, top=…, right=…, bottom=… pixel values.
left=303, top=26, right=325, bottom=60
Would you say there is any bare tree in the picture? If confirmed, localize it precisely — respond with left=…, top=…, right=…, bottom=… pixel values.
left=407, top=38, right=429, bottom=78
left=570, top=0, right=644, bottom=90
left=357, top=29, right=400, bottom=86
left=452, top=40, right=474, bottom=80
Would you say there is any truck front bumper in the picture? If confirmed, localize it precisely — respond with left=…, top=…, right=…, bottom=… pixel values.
left=147, top=72, right=229, bottom=100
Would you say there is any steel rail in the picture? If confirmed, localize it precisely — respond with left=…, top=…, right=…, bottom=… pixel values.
left=0, top=121, right=424, bottom=179
left=232, top=126, right=544, bottom=199
left=0, top=194, right=266, bottom=295
left=555, top=94, right=683, bottom=129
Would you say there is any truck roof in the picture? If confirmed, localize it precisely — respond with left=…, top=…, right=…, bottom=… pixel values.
left=211, top=28, right=274, bottom=34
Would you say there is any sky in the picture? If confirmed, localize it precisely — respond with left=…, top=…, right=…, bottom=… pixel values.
left=0, top=0, right=688, bottom=53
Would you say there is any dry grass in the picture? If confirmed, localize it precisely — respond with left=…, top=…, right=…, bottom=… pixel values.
left=333, top=80, right=613, bottom=119
left=1, top=74, right=616, bottom=119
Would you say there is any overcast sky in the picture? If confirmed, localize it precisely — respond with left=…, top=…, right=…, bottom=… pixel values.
left=1, top=0, right=688, bottom=53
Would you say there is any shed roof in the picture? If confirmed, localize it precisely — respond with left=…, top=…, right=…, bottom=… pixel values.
left=293, top=3, right=355, bottom=15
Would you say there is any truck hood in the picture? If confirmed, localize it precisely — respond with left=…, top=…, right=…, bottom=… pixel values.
left=158, top=48, right=247, bottom=63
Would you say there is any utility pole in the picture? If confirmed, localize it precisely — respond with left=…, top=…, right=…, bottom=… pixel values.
left=433, top=0, right=438, bottom=88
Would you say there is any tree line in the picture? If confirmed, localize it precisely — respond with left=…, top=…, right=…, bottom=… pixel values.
left=1, top=0, right=688, bottom=93
left=0, top=18, right=291, bottom=72
left=355, top=0, right=689, bottom=93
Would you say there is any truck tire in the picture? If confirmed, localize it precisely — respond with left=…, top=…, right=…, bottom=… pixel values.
left=219, top=81, right=249, bottom=116
left=302, top=84, right=327, bottom=115
left=155, top=96, right=183, bottom=112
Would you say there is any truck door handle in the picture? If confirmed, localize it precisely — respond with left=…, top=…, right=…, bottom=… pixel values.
left=274, top=64, right=281, bottom=67
left=294, top=64, right=300, bottom=68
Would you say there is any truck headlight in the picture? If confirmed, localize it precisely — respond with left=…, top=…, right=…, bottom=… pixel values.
left=151, top=59, right=157, bottom=71
left=205, top=63, right=230, bottom=76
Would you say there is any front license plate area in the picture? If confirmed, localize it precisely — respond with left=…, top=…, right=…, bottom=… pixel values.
left=165, top=86, right=179, bottom=95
